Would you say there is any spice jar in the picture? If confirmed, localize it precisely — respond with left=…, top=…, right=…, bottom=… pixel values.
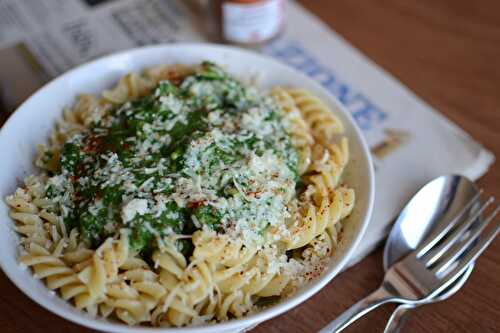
left=213, top=0, right=286, bottom=45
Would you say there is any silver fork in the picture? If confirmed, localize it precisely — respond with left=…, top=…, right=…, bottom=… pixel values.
left=319, top=195, right=499, bottom=333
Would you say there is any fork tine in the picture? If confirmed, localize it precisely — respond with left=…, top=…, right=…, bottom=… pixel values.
left=431, top=204, right=499, bottom=275
left=423, top=197, right=494, bottom=267
left=416, top=191, right=482, bottom=257
left=436, top=216, right=499, bottom=295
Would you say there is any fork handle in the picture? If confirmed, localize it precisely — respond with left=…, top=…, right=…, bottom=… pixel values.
left=383, top=303, right=415, bottom=333
left=318, top=285, right=396, bottom=333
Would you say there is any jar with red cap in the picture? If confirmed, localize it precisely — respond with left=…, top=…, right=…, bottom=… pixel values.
left=213, top=0, right=286, bottom=46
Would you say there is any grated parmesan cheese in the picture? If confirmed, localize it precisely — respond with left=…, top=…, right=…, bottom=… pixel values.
left=121, top=198, right=149, bottom=223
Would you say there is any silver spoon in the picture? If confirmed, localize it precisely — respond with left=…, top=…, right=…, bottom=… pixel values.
left=381, top=175, right=478, bottom=332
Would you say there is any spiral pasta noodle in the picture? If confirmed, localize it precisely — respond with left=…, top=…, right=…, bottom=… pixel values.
left=282, top=88, right=344, bottom=144
left=271, top=87, right=354, bottom=254
left=7, top=189, right=93, bottom=310
left=5, top=63, right=355, bottom=327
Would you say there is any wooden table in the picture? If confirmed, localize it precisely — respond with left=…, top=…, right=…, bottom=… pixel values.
left=1, top=1, right=499, bottom=332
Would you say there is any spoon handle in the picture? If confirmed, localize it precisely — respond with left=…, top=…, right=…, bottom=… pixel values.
left=383, top=303, right=415, bottom=333
left=318, top=285, right=396, bottom=333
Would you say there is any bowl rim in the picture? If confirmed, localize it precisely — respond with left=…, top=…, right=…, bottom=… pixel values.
left=0, top=43, right=375, bottom=333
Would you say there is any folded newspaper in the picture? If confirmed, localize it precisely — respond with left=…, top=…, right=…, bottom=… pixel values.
left=0, top=0, right=494, bottom=265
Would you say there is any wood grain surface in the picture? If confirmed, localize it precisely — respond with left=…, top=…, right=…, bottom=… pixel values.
left=1, top=1, right=499, bottom=332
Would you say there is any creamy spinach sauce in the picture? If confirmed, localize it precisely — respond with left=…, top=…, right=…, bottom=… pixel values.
left=45, top=62, right=298, bottom=256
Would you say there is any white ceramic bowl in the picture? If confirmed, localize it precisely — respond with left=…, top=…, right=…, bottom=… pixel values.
left=0, top=43, right=374, bottom=333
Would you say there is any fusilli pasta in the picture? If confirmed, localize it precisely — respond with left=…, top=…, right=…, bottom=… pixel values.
left=5, top=63, right=355, bottom=327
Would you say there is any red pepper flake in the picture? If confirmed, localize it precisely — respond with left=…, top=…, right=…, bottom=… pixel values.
left=82, top=135, right=104, bottom=153
left=187, top=200, right=206, bottom=209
